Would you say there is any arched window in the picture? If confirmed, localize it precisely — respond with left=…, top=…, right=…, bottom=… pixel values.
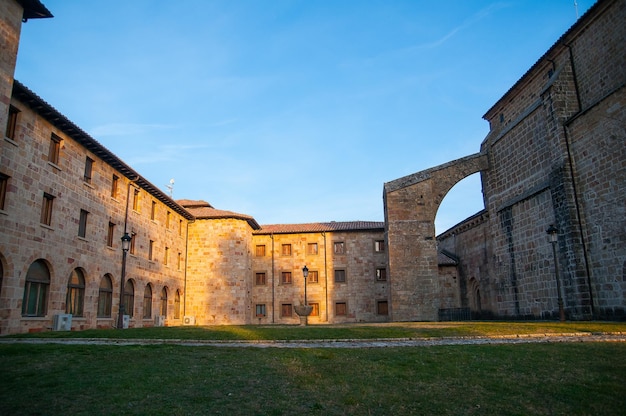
left=66, top=268, right=86, bottom=316
left=22, top=260, right=50, bottom=317
left=174, top=290, right=181, bottom=319
left=143, top=284, right=152, bottom=319
left=123, top=280, right=134, bottom=317
left=97, top=274, right=113, bottom=318
left=160, top=287, right=167, bottom=317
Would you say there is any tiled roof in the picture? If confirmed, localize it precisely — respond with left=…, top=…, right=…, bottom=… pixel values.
left=254, top=221, right=385, bottom=235
left=180, top=200, right=260, bottom=229
left=438, top=249, right=459, bottom=266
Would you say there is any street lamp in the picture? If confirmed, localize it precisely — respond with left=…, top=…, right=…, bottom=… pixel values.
left=546, top=225, right=565, bottom=322
left=117, top=232, right=132, bottom=329
left=302, top=265, right=309, bottom=307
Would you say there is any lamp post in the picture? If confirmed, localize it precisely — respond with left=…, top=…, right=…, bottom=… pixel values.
left=302, top=265, right=309, bottom=307
left=546, top=225, right=565, bottom=322
left=117, top=232, right=132, bottom=329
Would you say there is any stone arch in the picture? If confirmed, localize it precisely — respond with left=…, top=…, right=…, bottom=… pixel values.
left=383, top=152, right=489, bottom=321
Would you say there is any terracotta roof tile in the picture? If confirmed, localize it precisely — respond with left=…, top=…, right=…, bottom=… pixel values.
left=254, top=221, right=384, bottom=235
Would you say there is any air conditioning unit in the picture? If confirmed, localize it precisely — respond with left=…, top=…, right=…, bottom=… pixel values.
left=123, top=314, right=130, bottom=329
left=183, top=316, right=195, bottom=326
left=53, top=314, right=72, bottom=331
left=154, top=315, right=166, bottom=327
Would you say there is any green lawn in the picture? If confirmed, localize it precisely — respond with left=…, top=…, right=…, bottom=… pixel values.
left=1, top=322, right=625, bottom=415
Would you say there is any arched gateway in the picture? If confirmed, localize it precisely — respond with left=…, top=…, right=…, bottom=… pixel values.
left=383, top=152, right=489, bottom=321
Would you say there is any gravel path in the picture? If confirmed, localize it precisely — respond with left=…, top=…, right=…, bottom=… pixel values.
left=1, top=332, right=624, bottom=348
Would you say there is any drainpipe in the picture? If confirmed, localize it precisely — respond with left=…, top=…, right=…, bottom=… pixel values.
left=271, top=233, right=275, bottom=323
left=183, top=218, right=195, bottom=318
left=323, top=232, right=328, bottom=322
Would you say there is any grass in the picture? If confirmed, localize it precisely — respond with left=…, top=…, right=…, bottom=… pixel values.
left=0, top=341, right=624, bottom=415
left=5, top=320, right=626, bottom=340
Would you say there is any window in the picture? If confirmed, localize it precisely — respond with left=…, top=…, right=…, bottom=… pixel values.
left=179, top=219, right=183, bottom=236
left=376, top=268, right=387, bottom=281
left=255, top=304, right=266, bottom=317
left=307, top=243, right=318, bottom=255
left=107, top=222, right=115, bottom=247
left=130, top=233, right=136, bottom=255
left=0, top=173, right=9, bottom=210
left=177, top=252, right=182, bottom=271
left=5, top=105, right=19, bottom=140
left=255, top=272, right=266, bottom=286
left=143, top=285, right=152, bottom=319
left=164, top=246, right=169, bottom=265
left=334, top=269, right=346, bottom=283
left=308, top=270, right=319, bottom=284
left=160, top=287, right=168, bottom=317
left=66, top=269, right=85, bottom=317
left=83, top=157, right=94, bottom=184
left=309, top=302, right=320, bottom=317
left=22, top=260, right=50, bottom=317
left=377, top=300, right=389, bottom=315
left=97, top=275, right=113, bottom=318
left=281, top=244, right=292, bottom=256
left=166, top=211, right=171, bottom=228
left=174, top=290, right=181, bottom=319
left=255, top=245, right=266, bottom=257
left=333, top=241, right=345, bottom=255
left=151, top=201, right=156, bottom=220
left=123, top=280, right=134, bottom=317
left=48, top=133, right=61, bottom=165
left=335, top=302, right=347, bottom=316
left=148, top=240, right=154, bottom=260
left=40, top=193, right=54, bottom=226
left=374, top=240, right=385, bottom=252
left=78, top=209, right=88, bottom=238
left=281, top=303, right=292, bottom=317
left=132, top=188, right=140, bottom=212
left=281, top=271, right=292, bottom=284
left=111, top=175, right=119, bottom=198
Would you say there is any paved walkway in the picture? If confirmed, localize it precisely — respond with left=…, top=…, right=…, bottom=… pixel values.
left=1, top=332, right=625, bottom=348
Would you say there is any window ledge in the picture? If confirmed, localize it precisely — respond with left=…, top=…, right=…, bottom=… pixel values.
left=40, top=223, right=55, bottom=231
left=47, top=161, right=61, bottom=171
left=0, top=209, right=8, bottom=216
left=77, top=236, right=89, bottom=242
left=4, top=137, right=18, bottom=146
left=83, top=181, right=94, bottom=189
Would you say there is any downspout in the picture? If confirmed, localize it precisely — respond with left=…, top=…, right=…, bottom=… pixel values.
left=271, top=233, right=275, bottom=323
left=323, top=232, right=328, bottom=322
left=561, top=43, right=595, bottom=316
left=183, top=218, right=194, bottom=318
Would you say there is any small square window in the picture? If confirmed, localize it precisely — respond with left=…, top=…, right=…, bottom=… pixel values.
left=78, top=209, right=88, bottom=238
left=6, top=105, right=19, bottom=140
left=256, top=245, right=266, bottom=257
left=41, top=193, right=54, bottom=226
left=148, top=240, right=154, bottom=260
left=334, top=269, right=346, bottom=283
left=0, top=173, right=9, bottom=210
left=255, top=272, right=267, bottom=286
left=333, top=241, right=345, bottom=255
left=281, top=303, right=292, bottom=317
left=307, top=270, right=319, bottom=284
left=130, top=233, right=136, bottom=255
left=132, top=189, right=140, bottom=212
left=256, top=304, right=266, bottom=317
left=374, top=240, right=385, bottom=252
left=164, top=246, right=169, bottom=265
left=151, top=201, right=157, bottom=220
left=335, top=302, right=347, bottom=316
left=83, top=157, right=94, bottom=184
left=107, top=222, right=115, bottom=247
left=166, top=211, right=171, bottom=228
left=307, top=243, right=318, bottom=255
left=377, top=300, right=389, bottom=315
left=48, top=134, right=61, bottom=165
left=177, top=252, right=182, bottom=271
left=309, top=302, right=319, bottom=317
left=376, top=268, right=387, bottom=281
left=111, top=175, right=119, bottom=198
left=281, top=271, right=292, bottom=284
left=281, top=244, right=292, bottom=256
left=179, top=219, right=183, bottom=236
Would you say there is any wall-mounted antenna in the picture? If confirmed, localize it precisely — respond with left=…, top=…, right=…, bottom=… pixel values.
left=166, top=178, right=175, bottom=198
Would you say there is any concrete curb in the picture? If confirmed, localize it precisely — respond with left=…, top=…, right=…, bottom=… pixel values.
left=1, top=332, right=625, bottom=348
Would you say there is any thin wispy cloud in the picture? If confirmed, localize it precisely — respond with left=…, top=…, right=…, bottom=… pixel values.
left=90, top=123, right=177, bottom=137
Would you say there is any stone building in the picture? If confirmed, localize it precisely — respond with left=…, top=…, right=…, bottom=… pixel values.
left=1, top=0, right=624, bottom=334
left=386, top=0, right=625, bottom=321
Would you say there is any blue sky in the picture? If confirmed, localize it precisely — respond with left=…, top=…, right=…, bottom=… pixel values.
left=14, top=1, right=592, bottom=232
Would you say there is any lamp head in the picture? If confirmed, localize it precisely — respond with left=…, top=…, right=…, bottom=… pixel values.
left=546, top=225, right=558, bottom=243
left=121, top=232, right=132, bottom=252
left=302, top=265, right=309, bottom=278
